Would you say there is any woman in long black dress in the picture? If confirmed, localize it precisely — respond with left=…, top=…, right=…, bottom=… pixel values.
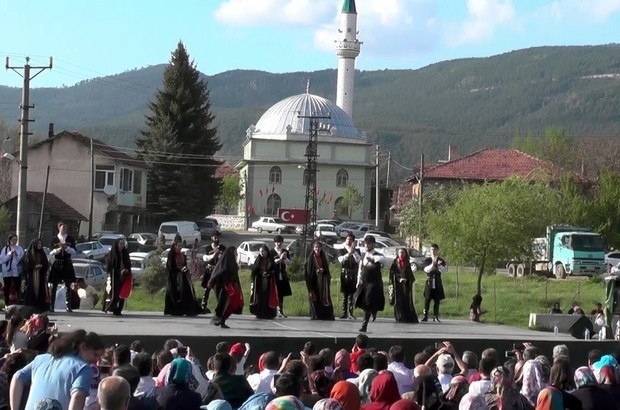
left=164, top=240, right=201, bottom=317
left=304, top=240, right=335, bottom=320
left=249, top=244, right=278, bottom=319
left=389, top=248, right=418, bottom=323
left=208, top=246, right=244, bottom=328
left=103, top=238, right=132, bottom=316
left=22, top=238, right=50, bottom=312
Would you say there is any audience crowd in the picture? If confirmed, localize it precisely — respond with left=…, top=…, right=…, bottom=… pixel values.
left=0, top=316, right=618, bottom=410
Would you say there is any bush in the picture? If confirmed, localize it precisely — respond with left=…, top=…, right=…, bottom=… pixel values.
left=140, top=259, right=168, bottom=297
left=288, top=257, right=305, bottom=282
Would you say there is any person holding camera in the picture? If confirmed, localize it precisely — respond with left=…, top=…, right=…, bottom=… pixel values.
left=304, top=240, right=335, bottom=321
left=422, top=243, right=447, bottom=322
left=337, top=232, right=361, bottom=320
left=164, top=237, right=201, bottom=317
left=0, top=234, right=25, bottom=309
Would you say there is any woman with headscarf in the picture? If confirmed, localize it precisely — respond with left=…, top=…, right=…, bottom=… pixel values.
left=361, top=371, right=402, bottom=410
left=305, top=240, right=335, bottom=320
left=570, top=366, right=613, bottom=410
left=519, top=358, right=547, bottom=407
left=388, top=248, right=418, bottom=323
left=164, top=239, right=201, bottom=317
left=249, top=244, right=278, bottom=319
left=305, top=369, right=335, bottom=407
left=358, top=369, right=378, bottom=405
left=266, top=395, right=307, bottom=410
left=535, top=357, right=581, bottom=410
left=22, top=238, right=50, bottom=312
left=155, top=357, right=202, bottom=409
left=103, top=238, right=132, bottom=316
left=389, top=399, right=420, bottom=410
left=332, top=350, right=356, bottom=383
left=483, top=366, right=531, bottom=410
left=330, top=380, right=361, bottom=410
left=594, top=364, right=620, bottom=402
left=208, top=246, right=244, bottom=328
left=314, top=398, right=344, bottom=410
left=440, top=374, right=470, bottom=410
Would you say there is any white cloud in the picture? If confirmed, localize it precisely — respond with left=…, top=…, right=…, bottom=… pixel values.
left=448, top=0, right=516, bottom=46
left=538, top=0, right=620, bottom=22
left=314, top=0, right=441, bottom=61
left=214, top=0, right=334, bottom=27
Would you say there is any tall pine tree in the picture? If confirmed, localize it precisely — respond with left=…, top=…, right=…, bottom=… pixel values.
left=137, top=41, right=221, bottom=219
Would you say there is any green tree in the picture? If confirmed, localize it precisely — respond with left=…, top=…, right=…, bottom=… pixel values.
left=137, top=41, right=221, bottom=219
left=216, top=174, right=243, bottom=214
left=425, top=179, right=559, bottom=310
left=582, top=168, right=620, bottom=248
left=337, top=184, right=363, bottom=219
left=513, top=128, right=578, bottom=176
left=399, top=185, right=459, bottom=241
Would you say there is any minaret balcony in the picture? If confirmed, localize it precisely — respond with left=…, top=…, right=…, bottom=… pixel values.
left=334, top=40, right=361, bottom=57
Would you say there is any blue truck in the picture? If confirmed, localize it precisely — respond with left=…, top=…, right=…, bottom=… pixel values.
left=507, top=225, right=606, bottom=278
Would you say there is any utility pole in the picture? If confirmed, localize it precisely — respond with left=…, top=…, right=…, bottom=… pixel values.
left=88, top=138, right=94, bottom=240
left=418, top=153, right=424, bottom=250
left=299, top=112, right=330, bottom=259
left=386, top=150, right=391, bottom=188
left=375, top=145, right=380, bottom=227
left=6, top=56, right=52, bottom=244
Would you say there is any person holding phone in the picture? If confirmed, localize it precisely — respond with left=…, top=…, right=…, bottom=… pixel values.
left=304, top=240, right=335, bottom=321
left=0, top=234, right=25, bottom=309
left=164, top=237, right=201, bottom=317
left=48, top=222, right=77, bottom=313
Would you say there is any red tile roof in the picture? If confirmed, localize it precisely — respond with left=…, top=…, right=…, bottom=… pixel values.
left=408, top=148, right=551, bottom=182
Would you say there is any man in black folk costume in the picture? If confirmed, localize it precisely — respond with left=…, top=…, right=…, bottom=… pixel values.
left=200, top=231, right=224, bottom=314
left=337, top=232, right=361, bottom=319
left=354, top=235, right=386, bottom=332
left=48, top=222, right=77, bottom=312
left=421, top=243, right=447, bottom=322
left=270, top=235, right=292, bottom=318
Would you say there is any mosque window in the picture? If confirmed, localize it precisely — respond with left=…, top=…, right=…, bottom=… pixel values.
left=266, top=194, right=281, bottom=216
left=269, top=166, right=282, bottom=184
left=336, top=169, right=349, bottom=187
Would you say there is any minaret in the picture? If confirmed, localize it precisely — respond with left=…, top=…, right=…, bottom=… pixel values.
left=335, top=0, right=361, bottom=119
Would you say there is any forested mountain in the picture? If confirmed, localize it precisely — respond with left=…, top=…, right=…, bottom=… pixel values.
left=2, top=44, right=620, bottom=178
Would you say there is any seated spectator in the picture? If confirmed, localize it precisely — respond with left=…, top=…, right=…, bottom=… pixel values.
left=319, top=348, right=335, bottom=376
left=332, top=349, right=356, bottom=383
left=483, top=366, right=530, bottom=410
left=388, top=399, right=419, bottom=410
left=372, top=354, right=388, bottom=372
left=571, top=366, right=614, bottom=410
left=113, top=364, right=160, bottom=410
left=460, top=351, right=478, bottom=380
left=230, top=343, right=250, bottom=375
left=458, top=392, right=486, bottom=409
left=567, top=301, right=584, bottom=315
left=586, top=349, right=602, bottom=371
left=313, top=398, right=344, bottom=410
left=238, top=392, right=276, bottom=410
left=350, top=335, right=370, bottom=374
left=468, top=348, right=499, bottom=383
left=590, top=303, right=604, bottom=316
left=536, top=357, right=581, bottom=410
left=362, top=372, right=401, bottom=410
left=76, top=277, right=99, bottom=310
left=247, top=351, right=279, bottom=393
left=131, top=352, right=155, bottom=397
left=387, top=346, right=413, bottom=396
left=0, top=352, right=27, bottom=410
left=114, top=344, right=132, bottom=369
left=155, top=357, right=202, bottom=410
left=347, top=353, right=374, bottom=387
left=211, top=353, right=254, bottom=409
left=207, top=399, right=233, bottom=410
left=304, top=369, right=333, bottom=407
left=411, top=374, right=442, bottom=410
left=469, top=357, right=495, bottom=394
left=438, top=374, right=468, bottom=410
left=266, top=395, right=306, bottom=410
left=358, top=369, right=379, bottom=405
left=552, top=344, right=570, bottom=362
left=330, top=380, right=361, bottom=410
left=519, top=355, right=547, bottom=407
left=435, top=354, right=454, bottom=393
left=274, top=372, right=302, bottom=397
left=98, top=375, right=131, bottom=410
left=549, top=302, right=563, bottom=314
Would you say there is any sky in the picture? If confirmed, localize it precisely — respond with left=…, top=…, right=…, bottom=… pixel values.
left=0, top=0, right=619, bottom=89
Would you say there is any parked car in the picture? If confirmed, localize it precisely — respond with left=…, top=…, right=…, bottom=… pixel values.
left=90, top=231, right=121, bottom=241
left=334, top=222, right=358, bottom=235
left=251, top=217, right=295, bottom=234
left=129, top=251, right=159, bottom=280
left=158, top=221, right=202, bottom=246
left=380, top=246, right=430, bottom=271
left=196, top=219, right=222, bottom=239
left=73, top=259, right=107, bottom=290
left=237, top=241, right=267, bottom=266
left=76, top=241, right=108, bottom=261
left=364, top=230, right=393, bottom=239
left=286, top=239, right=338, bottom=263
left=160, top=247, right=191, bottom=265
left=605, top=251, right=620, bottom=269
left=337, top=223, right=375, bottom=238
left=128, top=233, right=158, bottom=246
left=98, top=234, right=126, bottom=252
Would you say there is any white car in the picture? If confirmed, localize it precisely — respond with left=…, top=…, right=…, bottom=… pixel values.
left=237, top=241, right=267, bottom=266
left=98, top=234, right=126, bottom=252
left=251, top=217, right=295, bottom=234
left=160, top=247, right=191, bottom=265
left=128, top=233, right=158, bottom=246
left=76, top=241, right=108, bottom=261
left=338, top=223, right=375, bottom=238
left=605, top=251, right=620, bottom=269
left=129, top=251, right=159, bottom=280
left=73, top=259, right=107, bottom=290
left=313, top=224, right=339, bottom=243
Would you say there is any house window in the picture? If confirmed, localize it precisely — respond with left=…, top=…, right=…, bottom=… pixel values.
left=94, top=165, right=115, bottom=190
left=336, top=169, right=349, bottom=187
left=269, top=166, right=282, bottom=184
left=120, top=168, right=133, bottom=192
left=266, top=193, right=281, bottom=216
left=133, top=170, right=142, bottom=194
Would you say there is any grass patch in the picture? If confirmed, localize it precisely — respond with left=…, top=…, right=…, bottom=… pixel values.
left=122, top=264, right=606, bottom=329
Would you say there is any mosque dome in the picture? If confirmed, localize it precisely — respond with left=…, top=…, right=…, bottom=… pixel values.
left=253, top=93, right=362, bottom=139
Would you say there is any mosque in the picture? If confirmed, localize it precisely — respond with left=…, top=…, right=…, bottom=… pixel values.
left=236, top=0, right=373, bottom=221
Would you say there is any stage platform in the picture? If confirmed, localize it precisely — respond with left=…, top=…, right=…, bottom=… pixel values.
left=44, top=311, right=615, bottom=368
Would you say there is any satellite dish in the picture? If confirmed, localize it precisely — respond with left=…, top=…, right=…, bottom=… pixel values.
left=103, top=185, right=117, bottom=197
